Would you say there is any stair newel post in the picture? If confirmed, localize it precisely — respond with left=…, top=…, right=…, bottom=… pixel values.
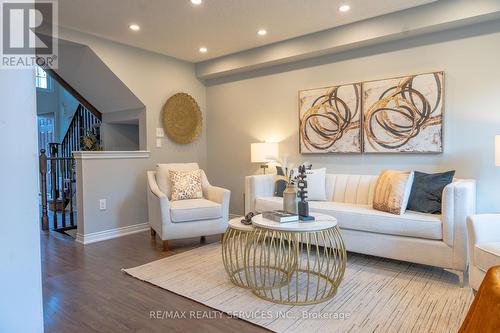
left=50, top=157, right=58, bottom=230
left=60, top=159, right=67, bottom=228
left=39, top=149, right=49, bottom=231
left=69, top=158, right=75, bottom=227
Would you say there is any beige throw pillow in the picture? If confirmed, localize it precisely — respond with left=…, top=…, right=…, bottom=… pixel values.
left=169, top=169, right=203, bottom=201
left=373, top=170, right=414, bottom=215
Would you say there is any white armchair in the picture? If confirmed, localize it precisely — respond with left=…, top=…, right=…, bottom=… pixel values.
left=147, top=163, right=230, bottom=251
left=467, top=214, right=500, bottom=290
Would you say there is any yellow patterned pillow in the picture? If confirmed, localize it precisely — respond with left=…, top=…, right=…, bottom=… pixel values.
left=169, top=169, right=203, bottom=201
left=373, top=170, right=414, bottom=215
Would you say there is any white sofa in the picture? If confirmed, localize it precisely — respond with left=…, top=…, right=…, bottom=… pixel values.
left=147, top=163, right=230, bottom=251
left=246, top=173, right=476, bottom=283
left=467, top=214, right=500, bottom=290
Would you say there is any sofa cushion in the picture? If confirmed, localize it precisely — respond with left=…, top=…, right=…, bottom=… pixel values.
left=170, top=198, right=222, bottom=223
left=474, top=242, right=500, bottom=273
left=407, top=170, right=455, bottom=214
left=254, top=197, right=442, bottom=240
left=373, top=170, right=414, bottom=215
left=304, top=168, right=327, bottom=201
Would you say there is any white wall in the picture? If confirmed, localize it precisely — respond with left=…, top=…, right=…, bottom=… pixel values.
left=36, top=79, right=79, bottom=142
left=0, top=69, right=44, bottom=332
left=206, top=22, right=500, bottom=214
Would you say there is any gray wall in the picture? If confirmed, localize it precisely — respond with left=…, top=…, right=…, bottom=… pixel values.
left=101, top=123, right=140, bottom=151
left=60, top=28, right=207, bottom=167
left=206, top=21, right=500, bottom=215
left=0, top=69, right=44, bottom=332
left=76, top=156, right=150, bottom=235
left=59, top=28, right=207, bottom=236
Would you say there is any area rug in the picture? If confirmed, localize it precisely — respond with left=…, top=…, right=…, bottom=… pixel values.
left=123, top=243, right=473, bottom=333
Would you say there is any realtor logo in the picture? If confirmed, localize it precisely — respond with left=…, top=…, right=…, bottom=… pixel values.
left=1, top=0, right=58, bottom=68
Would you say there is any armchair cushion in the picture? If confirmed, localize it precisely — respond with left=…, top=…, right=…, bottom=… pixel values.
left=170, top=198, right=222, bottom=223
left=474, top=242, right=500, bottom=273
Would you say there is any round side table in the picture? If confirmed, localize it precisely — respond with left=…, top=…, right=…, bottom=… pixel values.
left=246, top=213, right=346, bottom=305
left=221, top=218, right=254, bottom=288
left=222, top=217, right=295, bottom=290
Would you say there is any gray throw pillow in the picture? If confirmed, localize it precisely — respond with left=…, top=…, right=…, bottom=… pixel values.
left=407, top=171, right=455, bottom=214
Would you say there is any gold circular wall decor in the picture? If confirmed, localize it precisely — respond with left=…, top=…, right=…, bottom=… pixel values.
left=162, top=92, right=202, bottom=144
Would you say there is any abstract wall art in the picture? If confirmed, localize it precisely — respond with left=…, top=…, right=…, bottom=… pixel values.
left=362, top=72, right=444, bottom=153
left=299, top=83, right=361, bottom=154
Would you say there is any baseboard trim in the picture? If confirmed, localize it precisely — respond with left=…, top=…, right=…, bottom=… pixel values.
left=76, top=222, right=149, bottom=245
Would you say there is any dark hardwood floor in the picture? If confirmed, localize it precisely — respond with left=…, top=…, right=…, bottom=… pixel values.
left=41, top=230, right=268, bottom=333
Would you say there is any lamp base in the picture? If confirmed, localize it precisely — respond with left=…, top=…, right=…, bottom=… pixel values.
left=260, top=164, right=268, bottom=174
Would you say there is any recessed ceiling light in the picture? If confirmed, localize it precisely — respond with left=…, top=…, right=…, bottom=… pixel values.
left=257, top=29, right=267, bottom=36
left=191, top=0, right=202, bottom=5
left=199, top=47, right=207, bottom=53
left=129, top=24, right=140, bottom=31
left=339, top=4, right=350, bottom=12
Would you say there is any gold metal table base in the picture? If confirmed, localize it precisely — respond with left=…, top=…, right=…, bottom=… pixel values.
left=245, top=226, right=346, bottom=305
left=222, top=226, right=253, bottom=288
left=222, top=226, right=294, bottom=289
left=222, top=218, right=346, bottom=305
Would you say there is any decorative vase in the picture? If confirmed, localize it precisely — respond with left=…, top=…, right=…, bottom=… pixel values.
left=283, top=183, right=298, bottom=214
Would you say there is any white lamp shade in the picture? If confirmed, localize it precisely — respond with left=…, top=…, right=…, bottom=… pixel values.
left=496, top=136, right=500, bottom=166
left=251, top=142, right=279, bottom=163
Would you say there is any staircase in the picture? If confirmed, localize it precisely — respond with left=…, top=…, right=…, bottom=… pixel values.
left=61, top=104, right=102, bottom=158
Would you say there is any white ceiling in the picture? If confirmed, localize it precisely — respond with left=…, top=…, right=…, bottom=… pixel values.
left=58, top=0, right=437, bottom=63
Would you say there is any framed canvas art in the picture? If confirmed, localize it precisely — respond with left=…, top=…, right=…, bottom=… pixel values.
left=362, top=72, right=444, bottom=153
left=299, top=83, right=361, bottom=154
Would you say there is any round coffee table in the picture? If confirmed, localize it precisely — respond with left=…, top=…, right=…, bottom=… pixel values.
left=246, top=213, right=346, bottom=305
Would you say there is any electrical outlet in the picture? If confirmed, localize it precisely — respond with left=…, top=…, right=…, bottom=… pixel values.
left=156, top=128, right=164, bottom=137
left=99, top=199, right=106, bottom=210
left=156, top=138, right=162, bottom=148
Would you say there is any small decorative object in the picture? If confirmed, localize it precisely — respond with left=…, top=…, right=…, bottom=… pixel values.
left=241, top=212, right=255, bottom=225
left=282, top=183, right=298, bottom=214
left=299, top=83, right=362, bottom=153
left=363, top=72, right=444, bottom=153
left=81, top=129, right=102, bottom=151
left=297, top=164, right=315, bottom=221
left=274, top=179, right=287, bottom=197
left=262, top=210, right=298, bottom=223
left=250, top=142, right=279, bottom=174
left=162, top=92, right=202, bottom=144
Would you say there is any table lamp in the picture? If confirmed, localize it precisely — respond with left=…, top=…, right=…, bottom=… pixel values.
left=251, top=142, right=279, bottom=174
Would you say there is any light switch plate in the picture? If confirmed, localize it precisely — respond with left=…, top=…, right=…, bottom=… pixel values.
left=156, top=138, right=162, bottom=148
left=156, top=128, right=164, bottom=137
left=99, top=199, right=106, bottom=210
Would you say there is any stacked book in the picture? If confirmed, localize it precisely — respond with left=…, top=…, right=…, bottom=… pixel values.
left=262, top=210, right=299, bottom=223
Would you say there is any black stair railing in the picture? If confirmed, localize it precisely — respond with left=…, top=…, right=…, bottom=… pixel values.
left=61, top=104, right=102, bottom=158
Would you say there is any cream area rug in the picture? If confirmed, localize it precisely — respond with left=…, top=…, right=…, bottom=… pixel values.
left=123, top=243, right=473, bottom=333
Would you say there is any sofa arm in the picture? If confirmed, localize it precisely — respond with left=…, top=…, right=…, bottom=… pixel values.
left=245, top=174, right=275, bottom=214
left=441, top=180, right=476, bottom=270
